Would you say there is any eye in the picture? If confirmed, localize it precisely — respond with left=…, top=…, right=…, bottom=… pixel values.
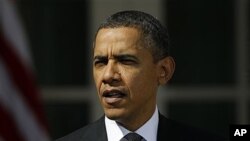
left=119, top=59, right=137, bottom=65
left=94, top=59, right=108, bottom=67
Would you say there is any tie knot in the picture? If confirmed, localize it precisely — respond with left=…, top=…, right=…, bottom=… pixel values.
left=120, top=133, right=145, bottom=141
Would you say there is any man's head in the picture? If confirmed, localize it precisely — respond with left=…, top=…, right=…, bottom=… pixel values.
left=93, top=10, right=175, bottom=131
left=95, top=10, right=170, bottom=62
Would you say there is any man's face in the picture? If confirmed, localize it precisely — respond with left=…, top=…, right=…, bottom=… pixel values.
left=93, top=27, right=160, bottom=124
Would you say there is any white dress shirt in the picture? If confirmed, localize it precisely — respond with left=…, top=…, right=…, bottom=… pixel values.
left=105, top=106, right=159, bottom=141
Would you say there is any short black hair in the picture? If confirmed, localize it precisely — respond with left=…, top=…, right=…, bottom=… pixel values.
left=94, top=10, right=170, bottom=62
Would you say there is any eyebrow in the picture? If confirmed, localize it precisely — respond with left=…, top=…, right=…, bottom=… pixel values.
left=93, top=55, right=107, bottom=61
left=114, top=54, right=139, bottom=62
left=94, top=54, right=139, bottom=62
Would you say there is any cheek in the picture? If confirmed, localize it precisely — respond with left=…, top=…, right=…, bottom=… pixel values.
left=93, top=70, right=102, bottom=90
left=122, top=68, right=157, bottom=95
left=131, top=69, right=158, bottom=95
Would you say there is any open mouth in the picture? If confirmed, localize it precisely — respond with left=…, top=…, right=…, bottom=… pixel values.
left=102, top=89, right=126, bottom=104
left=103, top=90, right=126, bottom=98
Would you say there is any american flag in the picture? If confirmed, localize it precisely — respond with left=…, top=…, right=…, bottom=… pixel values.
left=0, top=0, right=50, bottom=140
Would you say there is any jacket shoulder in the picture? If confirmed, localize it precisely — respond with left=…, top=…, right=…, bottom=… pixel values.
left=158, top=114, right=228, bottom=141
left=55, top=117, right=107, bottom=141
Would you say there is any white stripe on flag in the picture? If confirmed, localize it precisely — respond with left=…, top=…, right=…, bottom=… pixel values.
left=0, top=59, right=50, bottom=141
left=1, top=0, right=32, bottom=66
left=0, top=0, right=50, bottom=140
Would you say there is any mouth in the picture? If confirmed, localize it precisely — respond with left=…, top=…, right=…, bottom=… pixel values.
left=102, top=89, right=126, bottom=104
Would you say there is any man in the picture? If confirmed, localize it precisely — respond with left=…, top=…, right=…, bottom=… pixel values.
left=57, top=10, right=226, bottom=141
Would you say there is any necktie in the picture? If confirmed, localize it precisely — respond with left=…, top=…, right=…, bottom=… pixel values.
left=120, top=133, right=145, bottom=141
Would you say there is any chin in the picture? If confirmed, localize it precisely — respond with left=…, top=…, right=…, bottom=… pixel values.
left=104, top=108, right=126, bottom=121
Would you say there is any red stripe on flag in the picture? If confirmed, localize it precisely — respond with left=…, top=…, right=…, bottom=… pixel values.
left=0, top=104, right=25, bottom=141
left=0, top=32, right=48, bottom=131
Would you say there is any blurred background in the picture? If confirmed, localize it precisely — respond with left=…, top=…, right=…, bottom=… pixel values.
left=1, top=0, right=249, bottom=140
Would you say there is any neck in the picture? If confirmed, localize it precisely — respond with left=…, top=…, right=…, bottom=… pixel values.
left=117, top=105, right=156, bottom=131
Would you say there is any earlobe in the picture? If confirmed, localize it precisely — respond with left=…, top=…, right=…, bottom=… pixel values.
left=157, top=56, right=175, bottom=85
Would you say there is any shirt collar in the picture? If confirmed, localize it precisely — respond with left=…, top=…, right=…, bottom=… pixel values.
left=105, top=106, right=159, bottom=141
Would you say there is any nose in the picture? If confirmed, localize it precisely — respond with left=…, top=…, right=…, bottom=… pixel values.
left=102, top=60, right=121, bottom=85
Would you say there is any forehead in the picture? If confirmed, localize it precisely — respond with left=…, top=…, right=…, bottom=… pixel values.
left=94, top=27, right=145, bottom=55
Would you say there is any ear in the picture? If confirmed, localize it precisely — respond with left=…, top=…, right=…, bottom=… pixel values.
left=157, top=56, right=175, bottom=85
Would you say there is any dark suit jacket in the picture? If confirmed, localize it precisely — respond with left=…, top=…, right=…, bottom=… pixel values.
left=56, top=114, right=227, bottom=141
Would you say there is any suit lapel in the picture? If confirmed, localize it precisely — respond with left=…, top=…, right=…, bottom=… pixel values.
left=78, top=116, right=108, bottom=141
left=92, top=116, right=108, bottom=141
left=157, top=113, right=169, bottom=141
left=157, top=113, right=177, bottom=141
